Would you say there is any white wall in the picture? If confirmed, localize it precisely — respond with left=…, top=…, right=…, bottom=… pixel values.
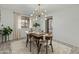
left=51, top=6, right=79, bottom=47
left=0, top=8, right=14, bottom=40
left=0, top=8, right=27, bottom=40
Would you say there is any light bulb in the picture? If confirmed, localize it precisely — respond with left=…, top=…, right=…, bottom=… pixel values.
left=33, top=11, right=34, bottom=14
left=45, top=15, right=47, bottom=17
left=41, top=13, right=44, bottom=15
left=36, top=17, right=37, bottom=20
left=45, top=18, right=47, bottom=20
left=45, top=10, right=46, bottom=12
left=35, top=9, right=37, bottom=11
left=30, top=14, right=33, bottom=16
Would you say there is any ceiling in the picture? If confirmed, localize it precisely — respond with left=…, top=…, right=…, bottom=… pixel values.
left=0, top=4, right=79, bottom=16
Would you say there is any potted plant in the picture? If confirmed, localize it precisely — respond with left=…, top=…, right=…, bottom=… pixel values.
left=33, top=22, right=40, bottom=31
left=2, top=26, right=13, bottom=42
left=33, top=22, right=40, bottom=27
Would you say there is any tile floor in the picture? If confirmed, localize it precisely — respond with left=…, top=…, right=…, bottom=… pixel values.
left=0, top=39, right=79, bottom=54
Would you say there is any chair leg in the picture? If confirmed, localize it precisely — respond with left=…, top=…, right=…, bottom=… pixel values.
left=37, top=44, right=42, bottom=54
left=50, top=44, right=53, bottom=52
left=36, top=39, right=42, bottom=54
left=50, top=38, right=53, bottom=52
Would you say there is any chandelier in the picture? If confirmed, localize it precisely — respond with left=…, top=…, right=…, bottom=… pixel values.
left=31, top=4, right=47, bottom=18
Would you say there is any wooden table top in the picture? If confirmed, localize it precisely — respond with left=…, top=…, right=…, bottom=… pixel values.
left=27, top=32, right=52, bottom=37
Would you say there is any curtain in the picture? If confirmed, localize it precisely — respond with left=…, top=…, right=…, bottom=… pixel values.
left=13, top=12, right=21, bottom=40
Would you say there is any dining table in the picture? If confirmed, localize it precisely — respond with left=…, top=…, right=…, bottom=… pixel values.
left=26, top=31, right=53, bottom=54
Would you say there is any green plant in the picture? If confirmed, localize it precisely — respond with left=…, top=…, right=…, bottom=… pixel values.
left=33, top=23, right=40, bottom=27
left=3, top=26, right=13, bottom=35
left=1, top=26, right=13, bottom=42
left=7, top=26, right=13, bottom=35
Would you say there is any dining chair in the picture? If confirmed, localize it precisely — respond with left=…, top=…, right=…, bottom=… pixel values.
left=37, top=33, right=53, bottom=54
left=26, top=32, right=36, bottom=52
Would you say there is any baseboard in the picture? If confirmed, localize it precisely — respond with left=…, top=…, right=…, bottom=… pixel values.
left=7, top=37, right=26, bottom=42
left=53, top=39, right=79, bottom=48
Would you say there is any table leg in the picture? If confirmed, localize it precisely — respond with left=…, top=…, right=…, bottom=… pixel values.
left=50, top=38, right=53, bottom=52
left=35, top=39, right=39, bottom=54
left=37, top=40, right=41, bottom=54
left=30, top=36, right=31, bottom=52
left=46, top=39, right=48, bottom=54
left=26, top=35, right=29, bottom=47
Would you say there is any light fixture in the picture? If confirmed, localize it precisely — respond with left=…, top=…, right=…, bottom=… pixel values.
left=29, top=4, right=48, bottom=29
left=31, top=4, right=47, bottom=18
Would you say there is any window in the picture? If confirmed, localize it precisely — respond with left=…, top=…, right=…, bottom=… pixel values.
left=21, top=16, right=29, bottom=28
left=45, top=16, right=53, bottom=33
left=18, top=16, right=30, bottom=29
